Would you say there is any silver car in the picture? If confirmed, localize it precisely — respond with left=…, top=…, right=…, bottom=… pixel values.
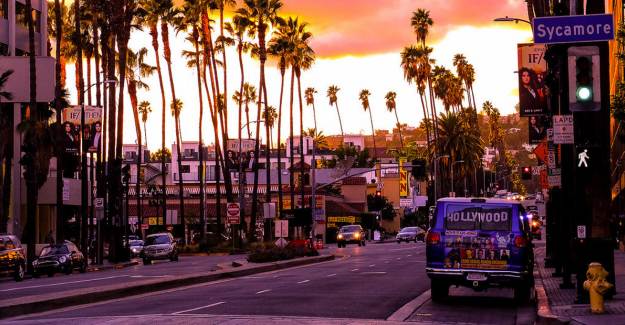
left=142, top=233, right=179, bottom=265
left=396, top=227, right=426, bottom=243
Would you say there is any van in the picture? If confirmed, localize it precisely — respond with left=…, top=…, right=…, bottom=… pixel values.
left=425, top=198, right=534, bottom=302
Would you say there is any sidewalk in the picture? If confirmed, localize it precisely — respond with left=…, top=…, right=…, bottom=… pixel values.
left=534, top=242, right=625, bottom=324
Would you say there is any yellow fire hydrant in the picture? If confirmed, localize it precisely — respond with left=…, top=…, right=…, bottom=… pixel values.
left=583, top=262, right=614, bottom=314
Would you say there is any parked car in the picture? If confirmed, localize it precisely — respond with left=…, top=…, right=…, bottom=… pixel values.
left=336, top=225, right=366, bottom=248
left=129, top=240, right=144, bottom=257
left=396, top=227, right=426, bottom=243
left=426, top=198, right=534, bottom=303
left=33, top=241, right=87, bottom=277
left=0, top=234, right=26, bottom=281
left=142, top=233, right=179, bottom=265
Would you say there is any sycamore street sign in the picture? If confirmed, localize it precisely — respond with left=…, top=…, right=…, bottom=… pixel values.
left=533, top=14, right=614, bottom=44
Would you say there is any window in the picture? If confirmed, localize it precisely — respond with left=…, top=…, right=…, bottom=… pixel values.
left=184, top=148, right=195, bottom=157
left=444, top=204, right=512, bottom=232
left=180, top=165, right=190, bottom=173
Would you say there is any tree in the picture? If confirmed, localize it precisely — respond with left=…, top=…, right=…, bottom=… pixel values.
left=401, top=45, right=432, bottom=152
left=0, top=70, right=13, bottom=234
left=238, top=0, right=284, bottom=238
left=366, top=194, right=396, bottom=221
left=359, top=89, right=377, bottom=162
left=138, top=101, right=152, bottom=148
left=303, top=128, right=328, bottom=149
left=385, top=91, right=403, bottom=148
left=327, top=85, right=344, bottom=138
left=139, top=0, right=168, bottom=225
left=150, top=148, right=172, bottom=162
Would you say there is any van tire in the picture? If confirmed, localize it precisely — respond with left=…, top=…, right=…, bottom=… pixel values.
left=431, top=279, right=449, bottom=302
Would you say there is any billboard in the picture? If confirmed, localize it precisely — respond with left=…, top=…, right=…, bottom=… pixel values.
left=517, top=44, right=548, bottom=116
left=62, top=106, right=103, bottom=153
left=226, top=139, right=257, bottom=171
left=528, top=115, right=548, bottom=144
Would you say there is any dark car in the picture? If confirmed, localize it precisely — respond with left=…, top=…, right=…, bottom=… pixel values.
left=396, top=227, right=426, bottom=243
left=0, top=234, right=26, bottom=281
left=142, top=233, right=179, bottom=265
left=336, top=225, right=366, bottom=248
left=129, top=240, right=144, bottom=257
left=426, top=198, right=534, bottom=302
left=33, top=241, right=87, bottom=277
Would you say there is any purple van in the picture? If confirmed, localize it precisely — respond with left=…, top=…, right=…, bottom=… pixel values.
left=425, top=198, right=534, bottom=302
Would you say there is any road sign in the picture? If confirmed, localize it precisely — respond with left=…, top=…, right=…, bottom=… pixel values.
left=141, top=223, right=149, bottom=230
left=94, top=197, right=104, bottom=208
left=399, top=198, right=413, bottom=207
left=275, top=219, right=288, bottom=238
left=533, top=14, right=614, bottom=44
left=399, top=158, right=408, bottom=197
left=226, top=202, right=240, bottom=224
left=553, top=115, right=574, bottom=144
left=533, top=141, right=548, bottom=163
left=577, top=225, right=587, bottom=239
left=263, top=202, right=276, bottom=219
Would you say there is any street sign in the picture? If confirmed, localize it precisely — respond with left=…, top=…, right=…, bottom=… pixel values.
left=553, top=115, right=574, bottom=144
left=141, top=223, right=149, bottom=230
left=399, top=198, right=413, bottom=207
left=275, top=219, right=288, bottom=238
left=63, top=179, right=70, bottom=201
left=263, top=202, right=276, bottom=219
left=533, top=14, right=614, bottom=44
left=533, top=141, right=548, bottom=163
left=226, top=202, right=240, bottom=224
left=399, top=158, right=408, bottom=197
left=94, top=197, right=104, bottom=208
left=577, top=225, right=587, bottom=239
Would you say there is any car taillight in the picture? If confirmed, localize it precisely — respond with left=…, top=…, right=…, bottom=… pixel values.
left=514, top=235, right=527, bottom=248
left=426, top=232, right=440, bottom=245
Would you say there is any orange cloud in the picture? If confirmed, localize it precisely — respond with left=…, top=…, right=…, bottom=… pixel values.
left=279, top=0, right=529, bottom=57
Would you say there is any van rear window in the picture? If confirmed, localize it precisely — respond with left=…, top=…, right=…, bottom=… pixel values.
left=445, top=205, right=512, bottom=231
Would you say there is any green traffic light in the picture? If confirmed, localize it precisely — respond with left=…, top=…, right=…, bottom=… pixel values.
left=577, top=86, right=592, bottom=101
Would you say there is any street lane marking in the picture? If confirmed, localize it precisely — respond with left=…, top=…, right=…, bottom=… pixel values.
left=171, top=301, right=225, bottom=314
left=129, top=275, right=169, bottom=278
left=369, top=264, right=375, bottom=267
left=256, top=289, right=271, bottom=294
left=389, top=247, right=419, bottom=252
left=351, top=268, right=359, bottom=272
left=327, top=273, right=337, bottom=277
left=384, top=261, right=390, bottom=264
left=361, top=271, right=387, bottom=275
left=407, top=254, right=413, bottom=257
left=396, top=257, right=402, bottom=260
left=297, top=280, right=310, bottom=284
left=0, top=275, right=130, bottom=292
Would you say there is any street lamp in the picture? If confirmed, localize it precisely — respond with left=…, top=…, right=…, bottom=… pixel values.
left=80, top=79, right=116, bottom=254
left=450, top=160, right=465, bottom=197
left=433, top=155, right=449, bottom=202
left=493, top=16, right=531, bottom=25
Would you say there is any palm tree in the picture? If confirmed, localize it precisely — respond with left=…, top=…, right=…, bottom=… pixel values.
left=359, top=89, right=377, bottom=162
left=303, top=128, right=328, bottom=149
left=305, top=87, right=318, bottom=131
left=401, top=45, right=432, bottom=151
left=238, top=0, right=284, bottom=237
left=126, top=47, right=156, bottom=231
left=263, top=105, right=278, bottom=147
left=327, top=85, right=344, bottom=139
left=216, top=0, right=237, bottom=139
left=453, top=54, right=471, bottom=108
left=411, top=9, right=433, bottom=47
left=385, top=91, right=403, bottom=148
left=170, top=98, right=185, bottom=233
left=138, top=101, right=151, bottom=148
left=139, top=0, right=168, bottom=225
left=243, top=83, right=257, bottom=138
left=0, top=70, right=13, bottom=234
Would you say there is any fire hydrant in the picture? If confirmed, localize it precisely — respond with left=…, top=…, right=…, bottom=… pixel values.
left=583, top=262, right=614, bottom=314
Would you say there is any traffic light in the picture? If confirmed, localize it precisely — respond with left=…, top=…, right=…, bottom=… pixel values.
left=411, top=158, right=426, bottom=179
left=521, top=166, right=532, bottom=180
left=568, top=46, right=600, bottom=111
left=375, top=190, right=382, bottom=197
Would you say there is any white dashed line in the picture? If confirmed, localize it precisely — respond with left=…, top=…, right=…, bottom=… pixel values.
left=297, top=280, right=310, bottom=284
left=396, top=257, right=402, bottom=260
left=172, top=301, right=225, bottom=314
left=351, top=268, right=359, bottom=272
left=327, top=273, right=337, bottom=277
left=369, top=264, right=375, bottom=267
left=407, top=254, right=413, bottom=257
left=361, top=271, right=387, bottom=275
left=256, top=289, right=271, bottom=294
left=384, top=261, right=390, bottom=264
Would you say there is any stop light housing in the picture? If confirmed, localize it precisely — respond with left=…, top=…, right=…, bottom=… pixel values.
left=521, top=166, right=532, bottom=180
left=411, top=158, right=426, bottom=179
left=568, top=46, right=600, bottom=111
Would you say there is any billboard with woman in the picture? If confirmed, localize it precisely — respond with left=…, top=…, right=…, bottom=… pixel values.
left=517, top=44, right=548, bottom=116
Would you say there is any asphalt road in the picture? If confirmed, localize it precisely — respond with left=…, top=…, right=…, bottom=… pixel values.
left=15, top=242, right=429, bottom=321
left=0, top=255, right=242, bottom=300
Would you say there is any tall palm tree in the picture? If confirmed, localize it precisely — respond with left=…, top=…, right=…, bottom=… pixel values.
left=305, top=87, right=318, bottom=131
left=453, top=54, right=471, bottom=108
left=303, top=128, right=328, bottom=149
left=238, top=0, right=284, bottom=237
left=170, top=98, right=186, bottom=233
left=51, top=0, right=65, bottom=242
left=138, top=101, right=151, bottom=148
left=126, top=47, right=156, bottom=231
left=139, top=0, right=168, bottom=225
left=327, top=85, right=344, bottom=139
left=359, top=89, right=377, bottom=162
left=401, top=45, right=432, bottom=151
left=385, top=91, right=403, bottom=148
left=216, top=0, right=237, bottom=140
left=263, top=105, right=278, bottom=146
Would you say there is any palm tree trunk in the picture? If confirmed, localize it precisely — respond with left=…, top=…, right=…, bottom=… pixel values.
left=245, top=104, right=251, bottom=139
left=236, top=44, right=245, bottom=230
left=335, top=102, right=344, bottom=139
left=93, top=13, right=101, bottom=107
left=149, top=23, right=168, bottom=227
left=368, top=108, right=376, bottom=162
left=296, top=72, right=305, bottom=209
left=193, top=29, right=206, bottom=241
left=161, top=21, right=185, bottom=237
left=220, top=8, right=228, bottom=139
left=54, top=0, right=64, bottom=243
left=276, top=66, right=285, bottom=216
left=394, top=110, right=404, bottom=147
left=288, top=68, right=295, bottom=211
left=86, top=54, right=92, bottom=106
left=263, top=71, right=271, bottom=220
left=128, top=81, right=142, bottom=237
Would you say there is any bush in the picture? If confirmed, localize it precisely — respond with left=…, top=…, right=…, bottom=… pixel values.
left=247, top=241, right=319, bottom=263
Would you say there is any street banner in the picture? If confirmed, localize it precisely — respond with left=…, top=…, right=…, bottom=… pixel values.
left=517, top=43, right=548, bottom=116
left=62, top=105, right=103, bottom=153
left=552, top=115, right=574, bottom=144
left=528, top=116, right=548, bottom=144
left=399, top=158, right=408, bottom=197
left=226, top=139, right=256, bottom=171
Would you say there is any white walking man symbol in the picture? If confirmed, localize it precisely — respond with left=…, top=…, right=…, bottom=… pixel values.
left=578, top=149, right=590, bottom=167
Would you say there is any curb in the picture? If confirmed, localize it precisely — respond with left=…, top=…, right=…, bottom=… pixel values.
left=534, top=269, right=571, bottom=325
left=387, top=289, right=431, bottom=321
left=0, top=254, right=335, bottom=320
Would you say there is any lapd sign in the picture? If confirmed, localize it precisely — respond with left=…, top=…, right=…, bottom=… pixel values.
left=532, top=14, right=614, bottom=44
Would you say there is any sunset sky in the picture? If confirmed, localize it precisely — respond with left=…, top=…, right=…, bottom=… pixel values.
left=66, top=0, right=533, bottom=150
